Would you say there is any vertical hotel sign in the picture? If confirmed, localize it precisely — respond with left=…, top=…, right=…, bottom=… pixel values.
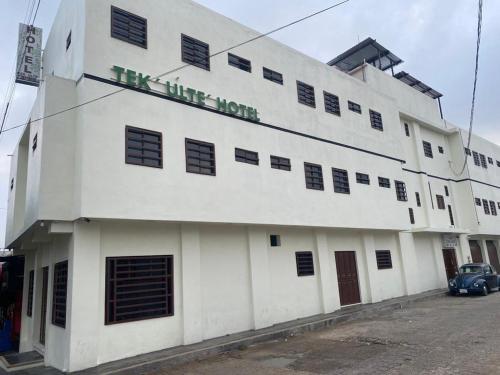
left=16, top=23, right=42, bottom=87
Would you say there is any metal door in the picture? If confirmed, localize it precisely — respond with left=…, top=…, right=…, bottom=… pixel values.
left=442, top=248, right=458, bottom=281
left=335, top=251, right=361, bottom=306
left=486, top=241, right=500, bottom=271
left=469, top=240, right=483, bottom=263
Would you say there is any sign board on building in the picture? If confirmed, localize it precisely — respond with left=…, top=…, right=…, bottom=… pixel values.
left=16, top=23, right=43, bottom=87
left=442, top=234, right=458, bottom=248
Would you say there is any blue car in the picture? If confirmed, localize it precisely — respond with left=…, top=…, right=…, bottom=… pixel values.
left=448, top=263, right=500, bottom=296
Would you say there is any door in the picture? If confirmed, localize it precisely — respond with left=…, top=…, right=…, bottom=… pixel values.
left=486, top=241, right=500, bottom=271
left=335, top=251, right=361, bottom=306
left=442, top=248, right=458, bottom=281
left=39, top=266, right=48, bottom=345
left=469, top=240, right=483, bottom=263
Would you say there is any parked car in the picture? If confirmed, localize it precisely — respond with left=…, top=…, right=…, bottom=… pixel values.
left=448, top=263, right=500, bottom=296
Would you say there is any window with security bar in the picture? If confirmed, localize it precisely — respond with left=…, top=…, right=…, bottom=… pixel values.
left=52, top=261, right=68, bottom=328
left=235, top=148, right=259, bottom=165
left=181, top=34, right=210, bottom=70
left=125, top=126, right=162, bottom=168
left=185, top=138, right=216, bottom=176
left=295, top=251, right=314, bottom=276
left=333, top=168, right=350, bottom=194
left=378, top=177, right=390, bottom=188
left=111, top=6, right=147, bottom=48
left=304, top=162, right=323, bottom=190
left=348, top=100, right=361, bottom=114
left=270, top=155, right=291, bottom=171
left=422, top=141, right=433, bottom=158
left=376, top=250, right=392, bottom=269
left=297, top=81, right=315, bottom=107
left=263, top=67, right=283, bottom=85
left=324, top=91, right=340, bottom=116
left=395, top=180, right=407, bottom=201
left=369, top=110, right=383, bottom=131
left=228, top=53, right=251, bottom=72
left=356, top=172, right=370, bottom=185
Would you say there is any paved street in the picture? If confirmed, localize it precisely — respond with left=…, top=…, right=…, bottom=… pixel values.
left=157, top=293, right=500, bottom=375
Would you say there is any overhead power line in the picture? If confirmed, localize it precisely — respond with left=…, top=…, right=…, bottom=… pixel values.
left=0, top=0, right=350, bottom=136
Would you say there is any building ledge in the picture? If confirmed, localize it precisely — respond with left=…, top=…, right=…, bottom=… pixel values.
left=409, top=227, right=470, bottom=235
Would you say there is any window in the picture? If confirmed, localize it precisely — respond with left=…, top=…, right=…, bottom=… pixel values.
left=125, top=126, right=162, bottom=168
left=444, top=186, right=449, bottom=197
left=415, top=192, right=421, bottom=207
left=448, top=205, right=455, bottom=225
left=465, top=147, right=471, bottom=156
left=32, top=133, right=37, bottom=152
left=332, top=168, right=350, bottom=194
left=436, top=195, right=445, bottom=210
left=356, top=172, right=370, bottom=185
left=498, top=202, right=500, bottom=210
left=52, top=260, right=68, bottom=328
left=263, top=67, right=283, bottom=85
left=296, top=81, right=315, bottom=107
left=27, top=270, right=34, bottom=317
left=111, top=6, right=147, bottom=48
left=378, top=177, right=390, bottom=188
left=295, top=251, right=314, bottom=276
left=490, top=201, right=497, bottom=216
left=324, top=91, right=340, bottom=116
left=185, top=138, right=216, bottom=176
left=497, top=161, right=500, bottom=167
left=270, top=155, right=291, bottom=171
left=375, top=250, right=392, bottom=270
left=66, top=30, right=71, bottom=50
left=404, top=123, right=410, bottom=137
left=270, top=235, right=281, bottom=247
left=395, top=181, right=407, bottom=201
left=483, top=199, right=490, bottom=215
left=304, top=163, right=323, bottom=190
left=348, top=100, right=361, bottom=114
left=480, top=154, right=487, bottom=168
left=105, top=256, right=173, bottom=324
left=488, top=157, right=493, bottom=165
left=409, top=208, right=415, bottom=224
left=10, top=178, right=13, bottom=191
left=369, top=110, right=383, bottom=131
left=472, top=151, right=480, bottom=166
left=475, top=198, right=481, bottom=206
left=228, top=53, right=251, bottom=72
left=235, top=148, right=259, bottom=165
left=181, top=34, right=210, bottom=70
left=422, top=141, right=433, bottom=158
left=438, top=146, right=444, bottom=154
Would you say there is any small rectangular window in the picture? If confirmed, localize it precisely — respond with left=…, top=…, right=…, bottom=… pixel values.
left=498, top=202, right=500, bottom=210
left=66, top=30, right=71, bottom=50
left=404, top=123, right=410, bottom=137
left=436, top=195, right=445, bottom=210
left=304, top=162, right=323, bottom=190
left=332, top=168, right=350, bottom=194
left=438, top=146, right=444, bottom=154
left=235, top=148, right=259, bottom=165
left=488, top=157, right=493, bottom=165
left=125, top=126, right=162, bottom=168
left=375, top=250, right=392, bottom=270
left=228, top=53, right=251, bottom=72
left=27, top=270, right=34, bottom=317
left=111, top=6, right=147, bottom=48
left=32, top=133, right=37, bottom=152
left=480, top=154, right=487, bottom=168
left=324, top=91, right=341, bottom=116
left=295, top=251, right=314, bottom=276
left=378, top=177, right=390, bottom=188
left=422, top=141, right=433, bottom=158
left=448, top=205, right=455, bottom=225
left=270, top=155, right=291, bottom=171
left=395, top=181, right=407, bottom=201
left=185, top=138, right=216, bottom=176
left=10, top=178, right=13, bottom=191
left=472, top=151, right=480, bottom=166
left=444, top=186, right=449, bottom=197
left=181, top=34, right=210, bottom=70
left=416, top=192, right=421, bottom=207
left=465, top=147, right=471, bottom=156
left=52, top=260, right=68, bottom=328
left=496, top=161, right=500, bottom=167
left=356, top=172, right=370, bottom=185
left=369, top=110, right=383, bottom=131
left=409, top=208, right=415, bottom=224
left=490, top=201, right=497, bottom=216
left=475, top=198, right=482, bottom=206
left=270, top=235, right=281, bottom=247
left=348, top=100, right=361, bottom=114
left=263, top=67, right=283, bottom=85
left=297, top=81, right=315, bottom=107
left=483, top=199, right=490, bottom=215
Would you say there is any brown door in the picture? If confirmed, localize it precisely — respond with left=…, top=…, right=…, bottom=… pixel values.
left=442, top=248, right=459, bottom=280
left=486, top=241, right=500, bottom=271
left=469, top=240, right=483, bottom=263
left=335, top=251, right=361, bottom=306
left=40, top=266, right=48, bottom=345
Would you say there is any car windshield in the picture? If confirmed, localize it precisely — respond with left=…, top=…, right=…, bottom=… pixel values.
left=459, top=265, right=483, bottom=274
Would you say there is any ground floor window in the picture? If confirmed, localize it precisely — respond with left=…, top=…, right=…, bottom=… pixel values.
left=52, top=261, right=68, bottom=328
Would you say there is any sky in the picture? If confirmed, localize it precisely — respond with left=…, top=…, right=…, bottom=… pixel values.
left=0, top=0, right=498, bottom=247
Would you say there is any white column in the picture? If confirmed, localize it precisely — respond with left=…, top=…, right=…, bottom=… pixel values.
left=247, top=227, right=272, bottom=329
left=180, top=223, right=202, bottom=345
left=398, top=232, right=420, bottom=295
left=67, top=221, right=100, bottom=372
left=458, top=234, right=472, bottom=264
left=431, top=235, right=448, bottom=287
left=19, top=250, right=35, bottom=353
left=480, top=239, right=490, bottom=265
left=314, top=230, right=339, bottom=313
left=361, top=234, right=378, bottom=303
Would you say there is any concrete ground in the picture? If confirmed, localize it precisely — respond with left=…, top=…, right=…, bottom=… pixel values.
left=156, top=293, right=500, bottom=375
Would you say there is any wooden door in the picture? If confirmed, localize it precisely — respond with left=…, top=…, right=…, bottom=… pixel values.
left=469, top=240, right=483, bottom=263
left=335, top=251, right=361, bottom=306
left=40, top=266, right=48, bottom=345
left=442, top=248, right=458, bottom=280
left=486, top=241, right=500, bottom=271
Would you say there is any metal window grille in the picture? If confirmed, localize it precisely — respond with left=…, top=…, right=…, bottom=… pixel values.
left=483, top=199, right=490, bottom=215
left=490, top=201, right=497, bottom=216
left=66, top=30, right=71, bottom=50
left=10, top=178, right=14, bottom=190
left=332, top=168, right=350, bottom=194
left=465, top=147, right=471, bottom=156
left=295, top=251, right=314, bottom=276
left=475, top=198, right=482, bottom=206
left=369, top=110, right=383, bottom=131
left=436, top=195, right=445, bottom=210
left=422, top=141, right=433, bottom=158
left=270, top=155, right=291, bottom=171
left=296, top=81, right=315, bottom=107
left=105, top=255, right=173, bottom=325
left=181, top=34, right=210, bottom=70
left=52, top=261, right=68, bottom=328
left=185, top=138, right=216, bottom=176
left=488, top=157, right=493, bottom=165
left=395, top=181, right=408, bottom=201
left=448, top=205, right=455, bottom=225
left=438, top=146, right=444, bottom=154
left=324, top=91, right=340, bottom=116
left=111, top=6, right=147, bottom=48
left=409, top=208, right=415, bottom=224
left=125, top=126, right=162, bottom=168
left=416, top=192, right=421, bottom=207
left=263, top=67, right=283, bottom=85
left=472, top=151, right=480, bottom=166
left=404, top=123, right=410, bottom=137
left=304, top=163, right=323, bottom=190
left=498, top=202, right=500, bottom=210
left=356, top=172, right=370, bottom=185
left=378, top=177, right=390, bottom=188
left=348, top=100, right=362, bottom=114
left=27, top=270, right=34, bottom=317
left=270, top=235, right=281, bottom=247
left=479, top=154, right=487, bottom=168
left=228, top=53, right=251, bottom=72
left=375, top=250, right=392, bottom=269
left=32, top=133, right=37, bottom=152
left=235, top=148, right=259, bottom=165
left=445, top=186, right=449, bottom=196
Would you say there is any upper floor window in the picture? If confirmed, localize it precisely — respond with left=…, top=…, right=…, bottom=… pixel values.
left=422, top=141, right=433, bottom=158
left=490, top=201, right=497, bottom=216
left=235, top=148, right=259, bottom=165
left=228, top=53, right=251, bottom=72
left=479, top=153, right=487, bottom=168
left=66, top=30, right=71, bottom=51
left=297, top=81, right=315, bottom=107
left=472, top=151, right=480, bottom=166
left=444, top=186, right=449, bottom=196
left=270, top=155, right=291, bottom=171
left=356, top=172, right=370, bottom=185
left=332, top=168, right=350, bottom=194
left=409, top=207, right=415, bottom=224
left=416, top=192, right=421, bottom=207
left=438, top=146, right=444, bottom=154
left=465, top=147, right=471, bottom=156
left=369, top=110, right=383, bottom=131
left=448, top=205, right=455, bottom=225
left=497, top=160, right=500, bottom=168
left=323, top=91, right=340, bottom=116
left=348, top=100, right=361, bottom=114
left=181, top=34, right=210, bottom=70
left=304, top=162, right=323, bottom=190
left=483, top=199, right=490, bottom=215
left=125, top=126, right=162, bottom=168
left=111, top=6, right=147, bottom=49
left=32, top=133, right=37, bottom=152
left=436, top=195, right=445, bottom=210
left=263, top=67, right=283, bottom=85
left=10, top=178, right=13, bottom=191
left=395, top=180, right=407, bottom=201
left=185, top=138, right=216, bottom=176
left=378, top=177, right=390, bottom=188
left=404, top=123, right=410, bottom=137
left=475, top=198, right=481, bottom=206
left=488, top=157, right=493, bottom=165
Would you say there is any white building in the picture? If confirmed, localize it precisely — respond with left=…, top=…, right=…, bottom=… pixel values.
left=5, top=0, right=500, bottom=372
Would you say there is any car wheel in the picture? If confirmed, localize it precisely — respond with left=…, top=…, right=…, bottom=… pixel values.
left=482, top=285, right=488, bottom=296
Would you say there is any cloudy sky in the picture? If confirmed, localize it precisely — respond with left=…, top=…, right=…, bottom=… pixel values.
left=0, top=0, right=498, bottom=247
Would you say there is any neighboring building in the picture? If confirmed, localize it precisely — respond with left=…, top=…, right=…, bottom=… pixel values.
left=4, top=0, right=500, bottom=372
